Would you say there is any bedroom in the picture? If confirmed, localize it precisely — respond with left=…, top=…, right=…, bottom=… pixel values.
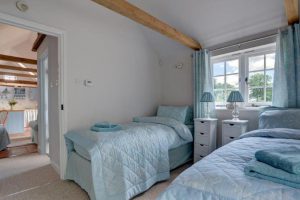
left=0, top=0, right=299, bottom=200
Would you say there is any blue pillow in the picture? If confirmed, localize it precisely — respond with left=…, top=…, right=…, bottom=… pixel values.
left=157, top=106, right=192, bottom=124
left=259, top=109, right=300, bottom=129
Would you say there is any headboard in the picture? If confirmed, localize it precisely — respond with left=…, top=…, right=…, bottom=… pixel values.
left=259, top=108, right=300, bottom=129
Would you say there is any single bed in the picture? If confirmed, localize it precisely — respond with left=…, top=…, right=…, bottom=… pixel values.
left=65, top=106, right=194, bottom=200
left=158, top=109, right=300, bottom=200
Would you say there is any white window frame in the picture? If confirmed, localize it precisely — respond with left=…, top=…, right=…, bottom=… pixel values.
left=211, top=43, right=276, bottom=108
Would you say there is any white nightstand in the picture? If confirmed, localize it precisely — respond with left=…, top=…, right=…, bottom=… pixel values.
left=222, top=119, right=248, bottom=146
left=194, top=118, right=217, bottom=162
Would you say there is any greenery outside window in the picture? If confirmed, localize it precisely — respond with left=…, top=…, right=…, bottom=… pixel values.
left=211, top=44, right=276, bottom=107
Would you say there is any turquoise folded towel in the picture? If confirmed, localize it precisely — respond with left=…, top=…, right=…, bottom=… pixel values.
left=94, top=122, right=113, bottom=128
left=90, top=122, right=122, bottom=132
left=244, top=159, right=300, bottom=189
left=255, top=147, right=300, bottom=174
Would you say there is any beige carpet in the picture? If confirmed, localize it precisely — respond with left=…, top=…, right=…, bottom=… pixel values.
left=0, top=153, right=190, bottom=200
left=0, top=153, right=50, bottom=179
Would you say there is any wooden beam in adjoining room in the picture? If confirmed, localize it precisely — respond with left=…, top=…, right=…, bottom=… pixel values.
left=91, top=0, right=201, bottom=50
left=0, top=64, right=37, bottom=73
left=0, top=54, right=37, bottom=65
left=32, top=33, right=46, bottom=52
left=284, top=0, right=299, bottom=25
left=0, top=79, right=37, bottom=88
left=0, top=71, right=37, bottom=78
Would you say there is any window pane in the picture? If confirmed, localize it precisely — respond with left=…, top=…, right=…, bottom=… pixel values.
left=226, top=74, right=239, bottom=89
left=266, top=53, right=275, bottom=69
left=249, top=87, right=264, bottom=102
left=226, top=60, right=239, bottom=74
left=214, top=90, right=225, bottom=103
left=213, top=62, right=225, bottom=76
left=214, top=76, right=225, bottom=89
left=249, top=55, right=264, bottom=71
left=249, top=71, right=264, bottom=87
left=266, top=70, right=274, bottom=87
left=266, top=87, right=273, bottom=102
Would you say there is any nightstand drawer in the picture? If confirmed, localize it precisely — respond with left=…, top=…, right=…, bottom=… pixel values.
left=194, top=154, right=205, bottom=162
left=194, top=143, right=210, bottom=155
left=223, top=136, right=238, bottom=145
left=194, top=132, right=210, bottom=145
left=195, top=120, right=210, bottom=132
left=222, top=123, right=242, bottom=137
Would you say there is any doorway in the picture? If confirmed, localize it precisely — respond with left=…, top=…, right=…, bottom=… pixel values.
left=0, top=12, right=67, bottom=178
left=0, top=19, right=65, bottom=179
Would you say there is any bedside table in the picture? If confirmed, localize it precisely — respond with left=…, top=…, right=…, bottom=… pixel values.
left=194, top=118, right=217, bottom=162
left=222, top=119, right=248, bottom=146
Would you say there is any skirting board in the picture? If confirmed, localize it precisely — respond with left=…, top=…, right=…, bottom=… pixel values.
left=51, top=161, right=60, bottom=176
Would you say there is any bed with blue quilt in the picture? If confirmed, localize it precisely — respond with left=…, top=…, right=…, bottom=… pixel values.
left=64, top=106, right=194, bottom=200
left=158, top=109, right=300, bottom=200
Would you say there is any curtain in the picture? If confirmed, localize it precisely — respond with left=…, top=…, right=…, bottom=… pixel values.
left=193, top=49, right=215, bottom=118
left=273, top=24, right=300, bottom=108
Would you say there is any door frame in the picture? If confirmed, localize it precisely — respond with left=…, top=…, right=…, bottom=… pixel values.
left=38, top=49, right=49, bottom=155
left=0, top=12, right=68, bottom=179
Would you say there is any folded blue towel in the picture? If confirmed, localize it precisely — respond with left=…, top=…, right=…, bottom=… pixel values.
left=244, top=159, right=300, bottom=189
left=94, top=122, right=113, bottom=128
left=90, top=122, right=122, bottom=132
left=255, top=147, right=300, bottom=174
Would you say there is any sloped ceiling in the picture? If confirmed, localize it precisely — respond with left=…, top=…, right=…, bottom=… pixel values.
left=129, top=0, right=287, bottom=51
left=0, top=23, right=37, bottom=59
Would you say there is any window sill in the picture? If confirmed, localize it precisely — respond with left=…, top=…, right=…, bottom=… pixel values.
left=215, top=106, right=263, bottom=111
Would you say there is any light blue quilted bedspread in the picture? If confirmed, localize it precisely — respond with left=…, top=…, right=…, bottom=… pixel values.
left=158, top=129, right=300, bottom=200
left=65, top=117, right=192, bottom=200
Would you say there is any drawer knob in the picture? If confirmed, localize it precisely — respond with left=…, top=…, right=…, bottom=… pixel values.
left=200, top=133, right=204, bottom=135
left=230, top=137, right=235, bottom=139
left=200, top=144, right=204, bottom=146
left=200, top=155, right=204, bottom=158
left=200, top=121, right=204, bottom=123
left=229, top=124, right=234, bottom=126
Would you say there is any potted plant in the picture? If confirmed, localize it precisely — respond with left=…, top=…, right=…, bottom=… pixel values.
left=8, top=99, right=17, bottom=110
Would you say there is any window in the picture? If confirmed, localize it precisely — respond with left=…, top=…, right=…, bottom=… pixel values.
left=211, top=44, right=276, bottom=107
left=213, top=59, right=239, bottom=105
left=247, top=53, right=275, bottom=104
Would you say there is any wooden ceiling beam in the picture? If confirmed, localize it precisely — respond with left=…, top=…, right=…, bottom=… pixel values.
left=32, top=33, right=46, bottom=52
left=91, top=0, right=201, bottom=50
left=0, top=71, right=37, bottom=78
left=0, top=82, right=37, bottom=88
left=284, top=0, right=299, bottom=25
left=0, top=54, right=37, bottom=65
left=0, top=79, right=37, bottom=88
left=0, top=64, right=37, bottom=73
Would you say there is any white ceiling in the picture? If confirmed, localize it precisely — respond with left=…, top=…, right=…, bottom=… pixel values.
left=0, top=23, right=37, bottom=59
left=129, top=0, right=287, bottom=51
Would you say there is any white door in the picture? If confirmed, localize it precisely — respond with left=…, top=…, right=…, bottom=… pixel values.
left=38, top=50, right=49, bottom=155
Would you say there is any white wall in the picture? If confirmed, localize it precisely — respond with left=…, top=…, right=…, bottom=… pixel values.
left=0, top=0, right=161, bottom=171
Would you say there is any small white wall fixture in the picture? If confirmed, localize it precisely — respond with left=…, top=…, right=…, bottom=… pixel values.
left=0, top=12, right=68, bottom=179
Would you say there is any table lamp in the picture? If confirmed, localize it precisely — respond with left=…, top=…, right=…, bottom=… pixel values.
left=200, top=92, right=214, bottom=119
left=227, top=91, right=244, bottom=120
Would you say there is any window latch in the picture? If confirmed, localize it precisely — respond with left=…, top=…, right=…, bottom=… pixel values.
left=245, top=77, right=248, bottom=85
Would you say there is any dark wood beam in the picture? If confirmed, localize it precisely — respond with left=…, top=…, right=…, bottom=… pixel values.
left=32, top=33, right=46, bottom=52
left=91, top=0, right=201, bottom=50
left=0, top=79, right=37, bottom=88
left=0, top=64, right=37, bottom=73
left=284, top=0, right=299, bottom=25
left=0, top=71, right=37, bottom=78
left=0, top=54, right=37, bottom=65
